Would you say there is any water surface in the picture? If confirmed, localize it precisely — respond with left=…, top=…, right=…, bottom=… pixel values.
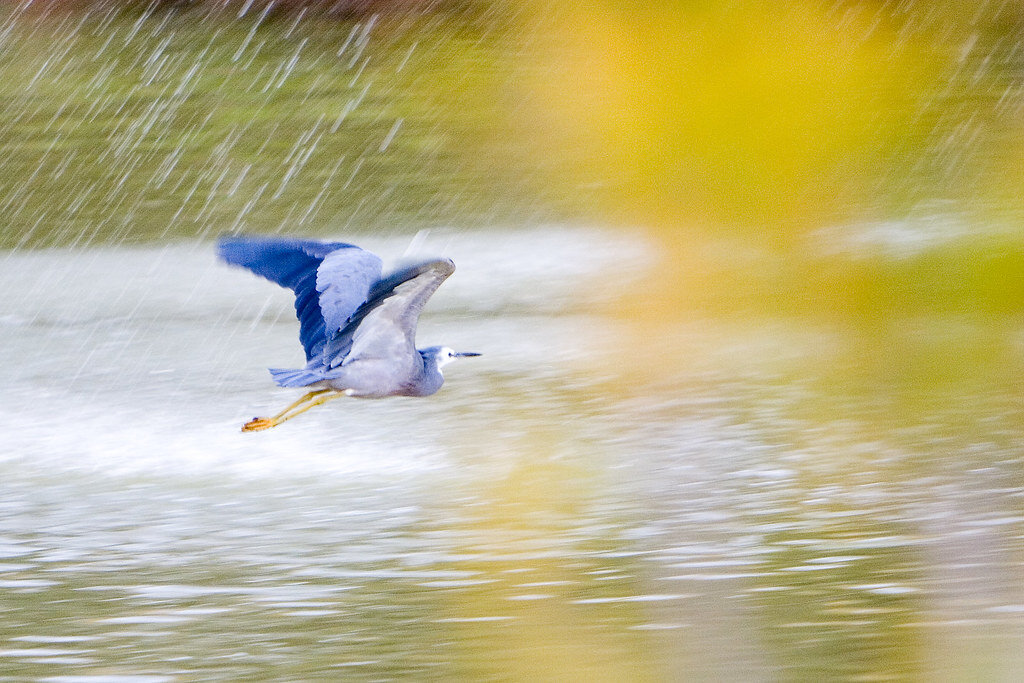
left=2, top=228, right=1023, bottom=680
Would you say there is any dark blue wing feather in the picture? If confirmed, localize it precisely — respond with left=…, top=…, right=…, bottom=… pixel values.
left=217, top=236, right=381, bottom=362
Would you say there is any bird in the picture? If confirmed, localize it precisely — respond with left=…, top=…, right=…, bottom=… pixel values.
left=218, top=236, right=480, bottom=431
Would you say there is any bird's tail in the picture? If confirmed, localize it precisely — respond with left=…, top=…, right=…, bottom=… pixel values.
left=269, top=367, right=324, bottom=388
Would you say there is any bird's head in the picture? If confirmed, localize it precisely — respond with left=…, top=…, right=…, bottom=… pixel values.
left=421, top=346, right=482, bottom=372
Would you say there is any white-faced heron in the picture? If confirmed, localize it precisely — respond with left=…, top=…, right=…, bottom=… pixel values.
left=219, top=236, right=480, bottom=431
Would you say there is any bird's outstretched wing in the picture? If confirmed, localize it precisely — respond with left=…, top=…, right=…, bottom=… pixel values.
left=218, top=236, right=382, bottom=362
left=324, top=259, right=455, bottom=368
left=315, top=247, right=385, bottom=342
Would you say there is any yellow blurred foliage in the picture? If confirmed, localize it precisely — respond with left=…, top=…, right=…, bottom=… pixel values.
left=518, top=2, right=1024, bottom=329
left=445, top=448, right=661, bottom=680
left=528, top=1, right=944, bottom=235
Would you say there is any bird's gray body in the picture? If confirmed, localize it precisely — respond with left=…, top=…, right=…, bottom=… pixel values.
left=218, top=237, right=474, bottom=400
left=304, top=349, right=445, bottom=398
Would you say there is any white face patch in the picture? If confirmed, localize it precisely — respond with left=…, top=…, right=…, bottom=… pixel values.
left=434, top=347, right=458, bottom=370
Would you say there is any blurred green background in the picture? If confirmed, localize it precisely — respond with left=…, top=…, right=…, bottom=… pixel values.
left=2, top=0, right=1023, bottom=316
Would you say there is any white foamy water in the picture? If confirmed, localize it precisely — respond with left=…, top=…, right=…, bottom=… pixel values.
left=0, top=227, right=648, bottom=480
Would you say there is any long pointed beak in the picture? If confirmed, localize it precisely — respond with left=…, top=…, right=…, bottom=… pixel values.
left=455, top=352, right=482, bottom=358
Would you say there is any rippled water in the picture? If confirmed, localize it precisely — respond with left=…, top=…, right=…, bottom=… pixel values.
left=1, top=227, right=1022, bottom=680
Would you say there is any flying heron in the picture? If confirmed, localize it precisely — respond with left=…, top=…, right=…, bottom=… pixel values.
left=218, top=236, right=480, bottom=431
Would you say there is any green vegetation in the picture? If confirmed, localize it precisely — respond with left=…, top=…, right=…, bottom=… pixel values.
left=0, top=2, right=548, bottom=248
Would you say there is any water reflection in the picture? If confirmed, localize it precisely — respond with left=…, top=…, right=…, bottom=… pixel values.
left=1, top=229, right=1022, bottom=679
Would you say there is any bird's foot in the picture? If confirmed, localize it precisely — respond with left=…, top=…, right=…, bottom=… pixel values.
left=241, top=416, right=277, bottom=432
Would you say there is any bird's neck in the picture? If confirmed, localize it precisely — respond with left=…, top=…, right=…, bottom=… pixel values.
left=413, top=351, right=445, bottom=396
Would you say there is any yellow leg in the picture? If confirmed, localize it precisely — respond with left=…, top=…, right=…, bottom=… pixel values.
left=269, top=389, right=330, bottom=419
left=241, top=389, right=340, bottom=432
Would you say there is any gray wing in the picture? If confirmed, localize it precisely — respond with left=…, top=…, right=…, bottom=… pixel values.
left=328, top=259, right=455, bottom=368
left=316, top=247, right=383, bottom=337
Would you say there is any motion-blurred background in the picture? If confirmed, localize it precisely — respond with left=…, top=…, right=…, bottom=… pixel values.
left=0, top=1, right=1022, bottom=679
